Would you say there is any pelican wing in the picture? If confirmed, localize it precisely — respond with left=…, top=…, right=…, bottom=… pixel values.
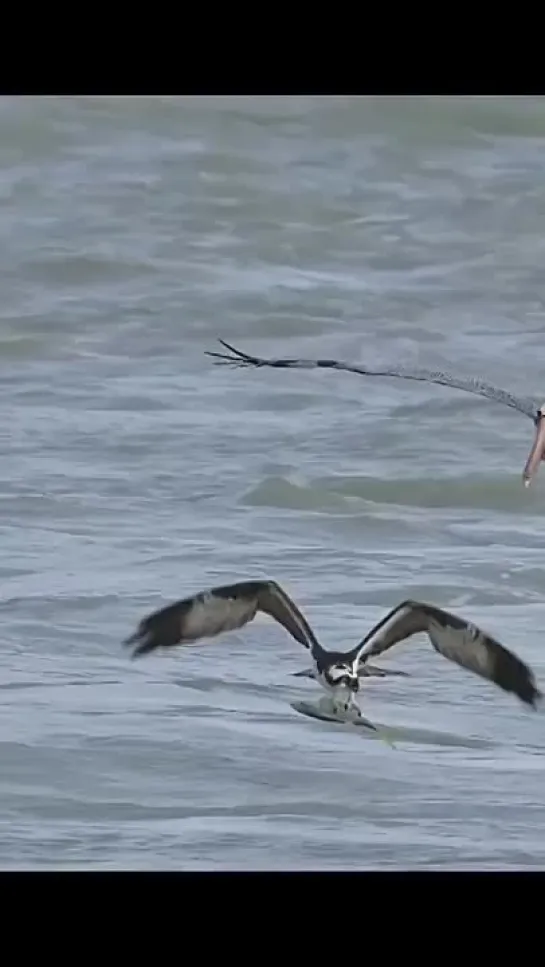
left=124, top=579, right=322, bottom=658
left=206, top=340, right=539, bottom=421
left=351, top=599, right=542, bottom=708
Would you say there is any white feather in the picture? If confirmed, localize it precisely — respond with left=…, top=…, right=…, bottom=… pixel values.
left=354, top=602, right=417, bottom=665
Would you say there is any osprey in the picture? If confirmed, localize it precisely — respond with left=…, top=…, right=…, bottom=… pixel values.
left=124, top=579, right=541, bottom=727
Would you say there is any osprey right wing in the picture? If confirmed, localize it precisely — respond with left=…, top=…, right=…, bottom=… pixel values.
left=124, top=579, right=324, bottom=660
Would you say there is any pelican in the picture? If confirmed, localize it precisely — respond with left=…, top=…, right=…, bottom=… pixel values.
left=205, top=340, right=545, bottom=488
left=124, top=579, right=541, bottom=727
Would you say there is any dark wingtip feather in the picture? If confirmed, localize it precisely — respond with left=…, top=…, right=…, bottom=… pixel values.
left=525, top=682, right=542, bottom=709
left=493, top=640, right=542, bottom=708
left=217, top=338, right=251, bottom=357
left=123, top=626, right=157, bottom=659
left=204, top=340, right=260, bottom=367
left=493, top=648, right=542, bottom=709
left=123, top=630, right=156, bottom=659
left=123, top=599, right=188, bottom=659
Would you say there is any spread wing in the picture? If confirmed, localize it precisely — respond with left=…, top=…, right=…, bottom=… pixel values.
left=124, top=579, right=323, bottom=659
left=349, top=599, right=542, bottom=708
left=206, top=340, right=539, bottom=422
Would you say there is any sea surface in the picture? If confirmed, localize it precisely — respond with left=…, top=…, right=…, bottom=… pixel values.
left=1, top=95, right=545, bottom=870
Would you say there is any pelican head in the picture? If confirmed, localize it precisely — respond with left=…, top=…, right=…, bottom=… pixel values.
left=523, top=404, right=545, bottom=488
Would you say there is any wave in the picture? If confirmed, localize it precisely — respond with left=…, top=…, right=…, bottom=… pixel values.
left=242, top=471, right=544, bottom=514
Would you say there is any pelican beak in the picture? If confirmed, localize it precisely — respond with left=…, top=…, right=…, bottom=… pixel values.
left=523, top=410, right=545, bottom=488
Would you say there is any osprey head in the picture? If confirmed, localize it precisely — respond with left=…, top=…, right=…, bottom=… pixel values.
left=324, top=662, right=360, bottom=692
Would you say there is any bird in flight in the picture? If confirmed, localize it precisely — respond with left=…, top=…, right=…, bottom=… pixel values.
left=124, top=579, right=541, bottom=727
left=206, top=339, right=545, bottom=488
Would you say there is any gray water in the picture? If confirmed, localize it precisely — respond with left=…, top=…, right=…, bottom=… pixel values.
left=1, top=95, right=545, bottom=870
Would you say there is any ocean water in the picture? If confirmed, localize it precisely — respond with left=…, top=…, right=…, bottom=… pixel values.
left=1, top=94, right=545, bottom=870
